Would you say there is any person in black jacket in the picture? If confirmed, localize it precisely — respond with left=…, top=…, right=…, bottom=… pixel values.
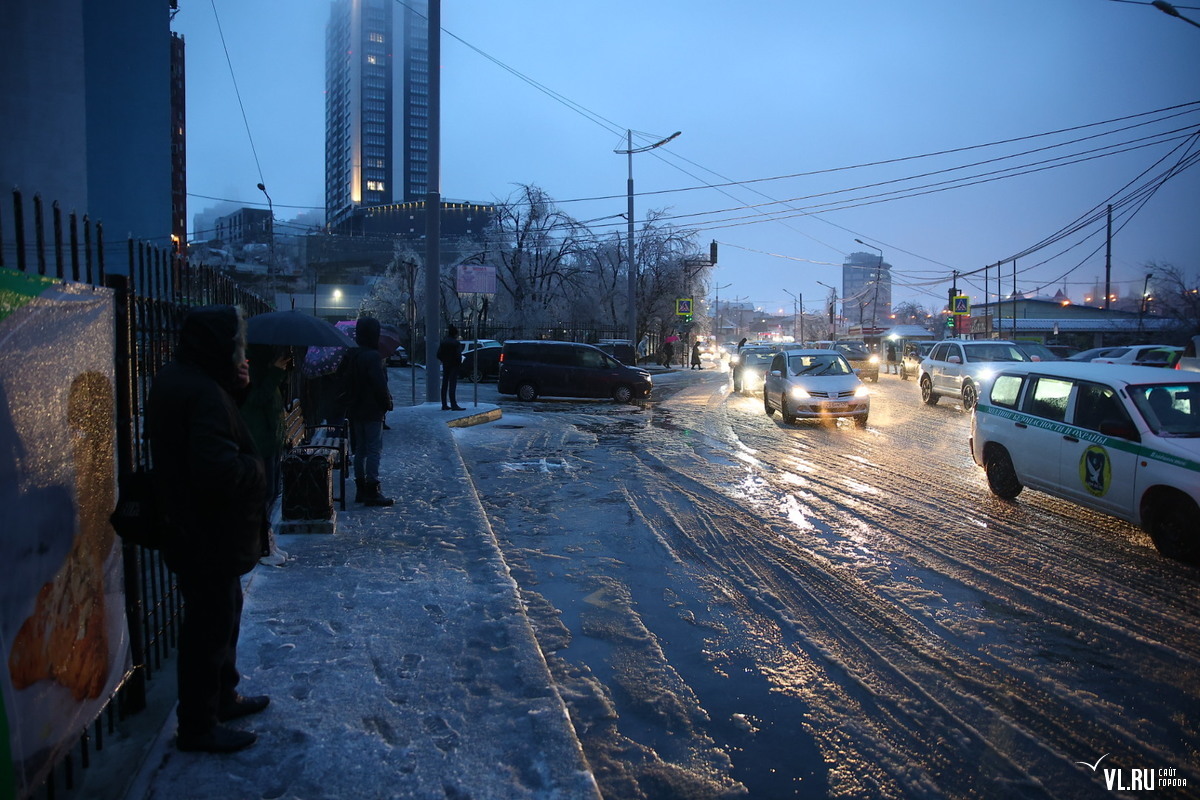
left=436, top=325, right=465, bottom=411
left=146, top=305, right=269, bottom=754
left=346, top=317, right=394, bottom=506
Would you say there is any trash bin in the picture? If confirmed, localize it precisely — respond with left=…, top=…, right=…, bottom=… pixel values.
left=282, top=448, right=334, bottom=520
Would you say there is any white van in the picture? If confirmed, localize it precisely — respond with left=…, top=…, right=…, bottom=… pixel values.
left=970, top=361, right=1200, bottom=562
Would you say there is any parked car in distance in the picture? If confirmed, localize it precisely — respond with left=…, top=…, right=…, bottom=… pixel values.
left=459, top=344, right=501, bottom=381
left=730, top=345, right=778, bottom=394
left=899, top=341, right=936, bottom=381
left=385, top=345, right=409, bottom=367
left=1067, top=344, right=1180, bottom=367
left=1088, top=344, right=1182, bottom=368
left=919, top=340, right=1030, bottom=411
left=1176, top=335, right=1200, bottom=373
left=1044, top=344, right=1081, bottom=359
left=763, top=349, right=870, bottom=427
left=595, top=338, right=636, bottom=365
left=1015, top=342, right=1064, bottom=362
left=497, top=340, right=652, bottom=403
left=970, top=361, right=1200, bottom=563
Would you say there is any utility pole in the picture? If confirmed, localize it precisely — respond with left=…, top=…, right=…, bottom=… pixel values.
left=1105, top=204, right=1113, bottom=311
left=615, top=130, right=681, bottom=347
left=423, top=0, right=442, bottom=402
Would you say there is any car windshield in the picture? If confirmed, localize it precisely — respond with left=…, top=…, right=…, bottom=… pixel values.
left=788, top=353, right=852, bottom=376
left=834, top=344, right=868, bottom=359
left=963, top=344, right=1030, bottom=363
left=742, top=351, right=776, bottom=366
left=1129, top=384, right=1200, bottom=437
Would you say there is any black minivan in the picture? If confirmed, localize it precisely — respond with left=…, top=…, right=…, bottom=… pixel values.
left=497, top=340, right=652, bottom=403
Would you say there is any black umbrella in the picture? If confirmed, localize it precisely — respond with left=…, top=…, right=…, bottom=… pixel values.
left=246, top=310, right=356, bottom=347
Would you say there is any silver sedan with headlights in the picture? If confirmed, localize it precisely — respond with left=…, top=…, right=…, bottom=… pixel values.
left=762, top=349, right=871, bottom=427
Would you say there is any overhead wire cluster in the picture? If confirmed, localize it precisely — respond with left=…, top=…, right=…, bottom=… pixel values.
left=195, top=0, right=1197, bottom=309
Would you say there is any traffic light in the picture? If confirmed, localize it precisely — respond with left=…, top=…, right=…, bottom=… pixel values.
left=946, top=314, right=954, bottom=331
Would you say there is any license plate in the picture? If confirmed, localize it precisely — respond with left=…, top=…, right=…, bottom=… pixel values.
left=820, top=401, right=847, bottom=411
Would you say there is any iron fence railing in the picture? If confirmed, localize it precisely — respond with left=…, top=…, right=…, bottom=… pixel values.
left=2, top=189, right=268, bottom=800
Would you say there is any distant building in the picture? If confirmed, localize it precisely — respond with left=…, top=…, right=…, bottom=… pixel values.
left=170, top=30, right=186, bottom=251
left=325, top=0, right=430, bottom=231
left=213, top=207, right=272, bottom=248
left=1, top=0, right=176, bottom=266
left=970, top=296, right=1175, bottom=347
left=842, top=251, right=892, bottom=332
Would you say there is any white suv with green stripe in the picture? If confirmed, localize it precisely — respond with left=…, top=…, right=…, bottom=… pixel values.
left=970, top=361, right=1200, bottom=563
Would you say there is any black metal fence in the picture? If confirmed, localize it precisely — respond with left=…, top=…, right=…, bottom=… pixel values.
left=2, top=189, right=269, bottom=799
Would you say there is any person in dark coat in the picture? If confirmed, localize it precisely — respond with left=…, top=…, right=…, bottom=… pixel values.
left=345, top=317, right=394, bottom=506
left=436, top=325, right=465, bottom=411
left=146, top=305, right=269, bottom=754
left=691, top=341, right=703, bottom=370
left=662, top=340, right=675, bottom=368
left=240, top=343, right=291, bottom=565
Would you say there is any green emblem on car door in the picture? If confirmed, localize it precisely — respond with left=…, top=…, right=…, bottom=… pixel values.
left=1079, top=445, right=1111, bottom=497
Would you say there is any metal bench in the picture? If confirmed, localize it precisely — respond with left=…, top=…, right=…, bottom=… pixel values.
left=282, top=402, right=348, bottom=511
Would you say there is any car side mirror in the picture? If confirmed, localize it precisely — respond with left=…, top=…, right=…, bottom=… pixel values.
left=1099, top=420, right=1140, bottom=442
left=769, top=369, right=782, bottom=377
left=947, top=355, right=962, bottom=364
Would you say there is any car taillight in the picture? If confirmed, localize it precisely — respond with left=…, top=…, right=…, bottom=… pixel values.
left=499, top=353, right=505, bottom=363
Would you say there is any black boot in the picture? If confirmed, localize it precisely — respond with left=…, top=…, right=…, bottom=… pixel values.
left=354, top=479, right=366, bottom=503
left=364, top=481, right=395, bottom=507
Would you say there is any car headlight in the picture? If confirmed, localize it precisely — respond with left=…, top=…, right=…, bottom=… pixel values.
left=730, top=355, right=741, bottom=364
left=854, top=385, right=870, bottom=397
left=868, top=355, right=880, bottom=364
left=790, top=386, right=811, bottom=399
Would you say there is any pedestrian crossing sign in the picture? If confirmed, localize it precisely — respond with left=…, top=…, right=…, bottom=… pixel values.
left=952, top=295, right=970, bottom=315
left=676, top=298, right=693, bottom=316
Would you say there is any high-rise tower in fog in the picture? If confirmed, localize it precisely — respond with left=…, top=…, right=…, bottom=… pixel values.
left=325, top=0, right=429, bottom=231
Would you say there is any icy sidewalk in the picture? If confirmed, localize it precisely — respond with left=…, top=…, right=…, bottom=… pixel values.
left=128, top=403, right=600, bottom=800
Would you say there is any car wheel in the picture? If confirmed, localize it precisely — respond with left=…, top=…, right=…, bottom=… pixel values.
left=920, top=376, right=939, bottom=405
left=961, top=381, right=978, bottom=412
left=854, top=414, right=869, bottom=428
left=516, top=382, right=538, bottom=402
left=899, top=365, right=908, bottom=381
left=763, top=390, right=776, bottom=417
left=984, top=447, right=1023, bottom=500
left=781, top=395, right=797, bottom=424
left=1146, top=495, right=1200, bottom=564
left=612, top=384, right=634, bottom=404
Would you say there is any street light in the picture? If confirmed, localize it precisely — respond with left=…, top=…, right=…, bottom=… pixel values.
left=1140, top=272, right=1154, bottom=334
left=855, top=239, right=884, bottom=333
left=816, top=280, right=838, bottom=339
left=1152, top=0, right=1200, bottom=28
left=257, top=182, right=276, bottom=308
left=615, top=129, right=681, bottom=346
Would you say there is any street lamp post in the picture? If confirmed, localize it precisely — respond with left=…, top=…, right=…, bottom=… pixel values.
left=615, top=130, right=681, bottom=346
left=1139, top=272, right=1154, bottom=335
left=816, top=280, right=837, bottom=339
left=1152, top=0, right=1200, bottom=28
left=713, top=282, right=731, bottom=345
left=257, top=182, right=276, bottom=308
